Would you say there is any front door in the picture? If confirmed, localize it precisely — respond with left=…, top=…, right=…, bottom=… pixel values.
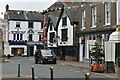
left=17, top=49, right=23, bottom=56
left=115, top=43, right=120, bottom=62
left=30, top=46, right=34, bottom=56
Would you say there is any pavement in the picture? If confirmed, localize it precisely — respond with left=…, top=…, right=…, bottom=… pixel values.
left=57, top=60, right=120, bottom=79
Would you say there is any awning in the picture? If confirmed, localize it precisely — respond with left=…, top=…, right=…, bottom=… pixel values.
left=109, top=30, right=120, bottom=43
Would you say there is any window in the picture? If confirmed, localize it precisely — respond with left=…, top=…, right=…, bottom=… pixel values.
left=92, top=7, right=97, bottom=27
left=62, top=17, right=67, bottom=26
left=105, top=2, right=111, bottom=25
left=49, top=32, right=55, bottom=43
left=50, top=23, right=52, bottom=31
left=82, top=10, right=86, bottom=29
left=28, top=22, right=33, bottom=28
left=41, top=22, right=43, bottom=29
left=16, top=22, right=20, bottom=27
left=39, top=35, right=41, bottom=41
left=13, top=34, right=16, bottom=40
left=62, top=29, right=68, bottom=41
left=29, top=34, right=32, bottom=41
left=17, top=34, right=19, bottom=40
left=20, top=34, right=23, bottom=40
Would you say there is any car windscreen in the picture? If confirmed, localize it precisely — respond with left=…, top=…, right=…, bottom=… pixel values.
left=41, top=50, right=54, bottom=56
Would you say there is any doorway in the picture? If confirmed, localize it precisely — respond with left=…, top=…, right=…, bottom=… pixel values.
left=11, top=48, right=24, bottom=56
left=30, top=46, right=34, bottom=56
left=115, top=43, right=120, bottom=62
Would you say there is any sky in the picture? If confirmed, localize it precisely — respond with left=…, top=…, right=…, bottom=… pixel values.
left=0, top=0, right=57, bottom=19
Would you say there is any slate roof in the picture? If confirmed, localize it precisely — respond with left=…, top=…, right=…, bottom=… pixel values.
left=63, top=3, right=78, bottom=23
left=50, top=16, right=59, bottom=28
left=5, top=10, right=43, bottom=22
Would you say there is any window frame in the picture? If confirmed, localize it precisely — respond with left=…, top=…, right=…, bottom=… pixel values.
left=82, top=10, right=86, bottom=29
left=16, top=22, right=20, bottom=27
left=49, top=32, right=55, bottom=43
left=62, top=17, right=67, bottom=27
left=13, top=34, right=16, bottom=40
left=20, top=34, right=23, bottom=40
left=29, top=34, right=32, bottom=41
left=105, top=2, right=111, bottom=25
left=92, top=7, right=97, bottom=27
left=17, top=34, right=19, bottom=40
left=28, top=22, right=33, bottom=28
left=61, top=29, right=68, bottom=41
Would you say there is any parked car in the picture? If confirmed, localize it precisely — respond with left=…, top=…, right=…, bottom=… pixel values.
left=37, top=49, right=56, bottom=64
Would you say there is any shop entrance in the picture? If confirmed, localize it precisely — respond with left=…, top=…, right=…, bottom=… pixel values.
left=11, top=48, right=24, bottom=56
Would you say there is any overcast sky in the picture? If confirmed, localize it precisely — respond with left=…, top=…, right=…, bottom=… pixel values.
left=0, top=0, right=57, bottom=18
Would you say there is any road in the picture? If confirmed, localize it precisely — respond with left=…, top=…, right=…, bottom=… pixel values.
left=2, top=57, right=119, bottom=80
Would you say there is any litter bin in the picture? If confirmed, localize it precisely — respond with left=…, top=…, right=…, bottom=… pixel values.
left=8, top=54, right=10, bottom=59
left=118, top=57, right=120, bottom=67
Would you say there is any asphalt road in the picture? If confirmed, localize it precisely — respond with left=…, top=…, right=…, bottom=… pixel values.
left=2, top=57, right=119, bottom=80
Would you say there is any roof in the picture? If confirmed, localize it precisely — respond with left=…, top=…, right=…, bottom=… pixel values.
left=50, top=16, right=59, bottom=28
left=63, top=3, right=78, bottom=23
left=4, top=10, right=43, bottom=22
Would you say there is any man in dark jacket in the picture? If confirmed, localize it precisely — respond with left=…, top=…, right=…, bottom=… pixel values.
left=35, top=50, right=39, bottom=64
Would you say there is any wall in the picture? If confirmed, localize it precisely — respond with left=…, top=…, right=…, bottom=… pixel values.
left=105, top=42, right=115, bottom=62
left=47, top=24, right=57, bottom=47
left=58, top=17, right=73, bottom=46
left=9, top=21, right=42, bottom=41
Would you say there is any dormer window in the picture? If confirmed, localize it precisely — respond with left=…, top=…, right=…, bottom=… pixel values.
left=28, top=22, right=33, bottom=28
left=16, top=22, right=20, bottom=27
left=62, top=17, right=67, bottom=26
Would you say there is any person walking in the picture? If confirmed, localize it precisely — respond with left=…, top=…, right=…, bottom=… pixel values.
left=35, top=50, right=39, bottom=64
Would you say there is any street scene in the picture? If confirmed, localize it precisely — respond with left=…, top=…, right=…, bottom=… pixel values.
left=0, top=0, right=120, bottom=80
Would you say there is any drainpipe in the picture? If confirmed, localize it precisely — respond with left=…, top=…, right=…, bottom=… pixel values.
left=43, top=14, right=46, bottom=49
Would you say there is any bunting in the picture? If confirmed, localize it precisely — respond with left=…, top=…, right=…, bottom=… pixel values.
left=0, top=1, right=116, bottom=15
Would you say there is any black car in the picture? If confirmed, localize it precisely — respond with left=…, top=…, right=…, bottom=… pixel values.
left=37, top=49, right=56, bottom=64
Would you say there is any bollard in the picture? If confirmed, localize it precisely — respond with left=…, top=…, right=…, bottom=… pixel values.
left=50, top=67, right=54, bottom=80
left=18, top=64, right=20, bottom=77
left=32, top=66, right=35, bottom=80
left=85, top=73, right=90, bottom=80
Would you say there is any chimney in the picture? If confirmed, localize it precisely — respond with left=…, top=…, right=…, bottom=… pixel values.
left=6, top=4, right=9, bottom=11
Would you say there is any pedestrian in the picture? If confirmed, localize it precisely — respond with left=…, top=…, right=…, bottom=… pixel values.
left=35, top=50, right=39, bottom=64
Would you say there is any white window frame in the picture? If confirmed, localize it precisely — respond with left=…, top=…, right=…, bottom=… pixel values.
left=105, top=2, right=111, bottom=25
left=82, top=10, right=86, bottom=29
left=92, top=7, right=97, bottom=28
